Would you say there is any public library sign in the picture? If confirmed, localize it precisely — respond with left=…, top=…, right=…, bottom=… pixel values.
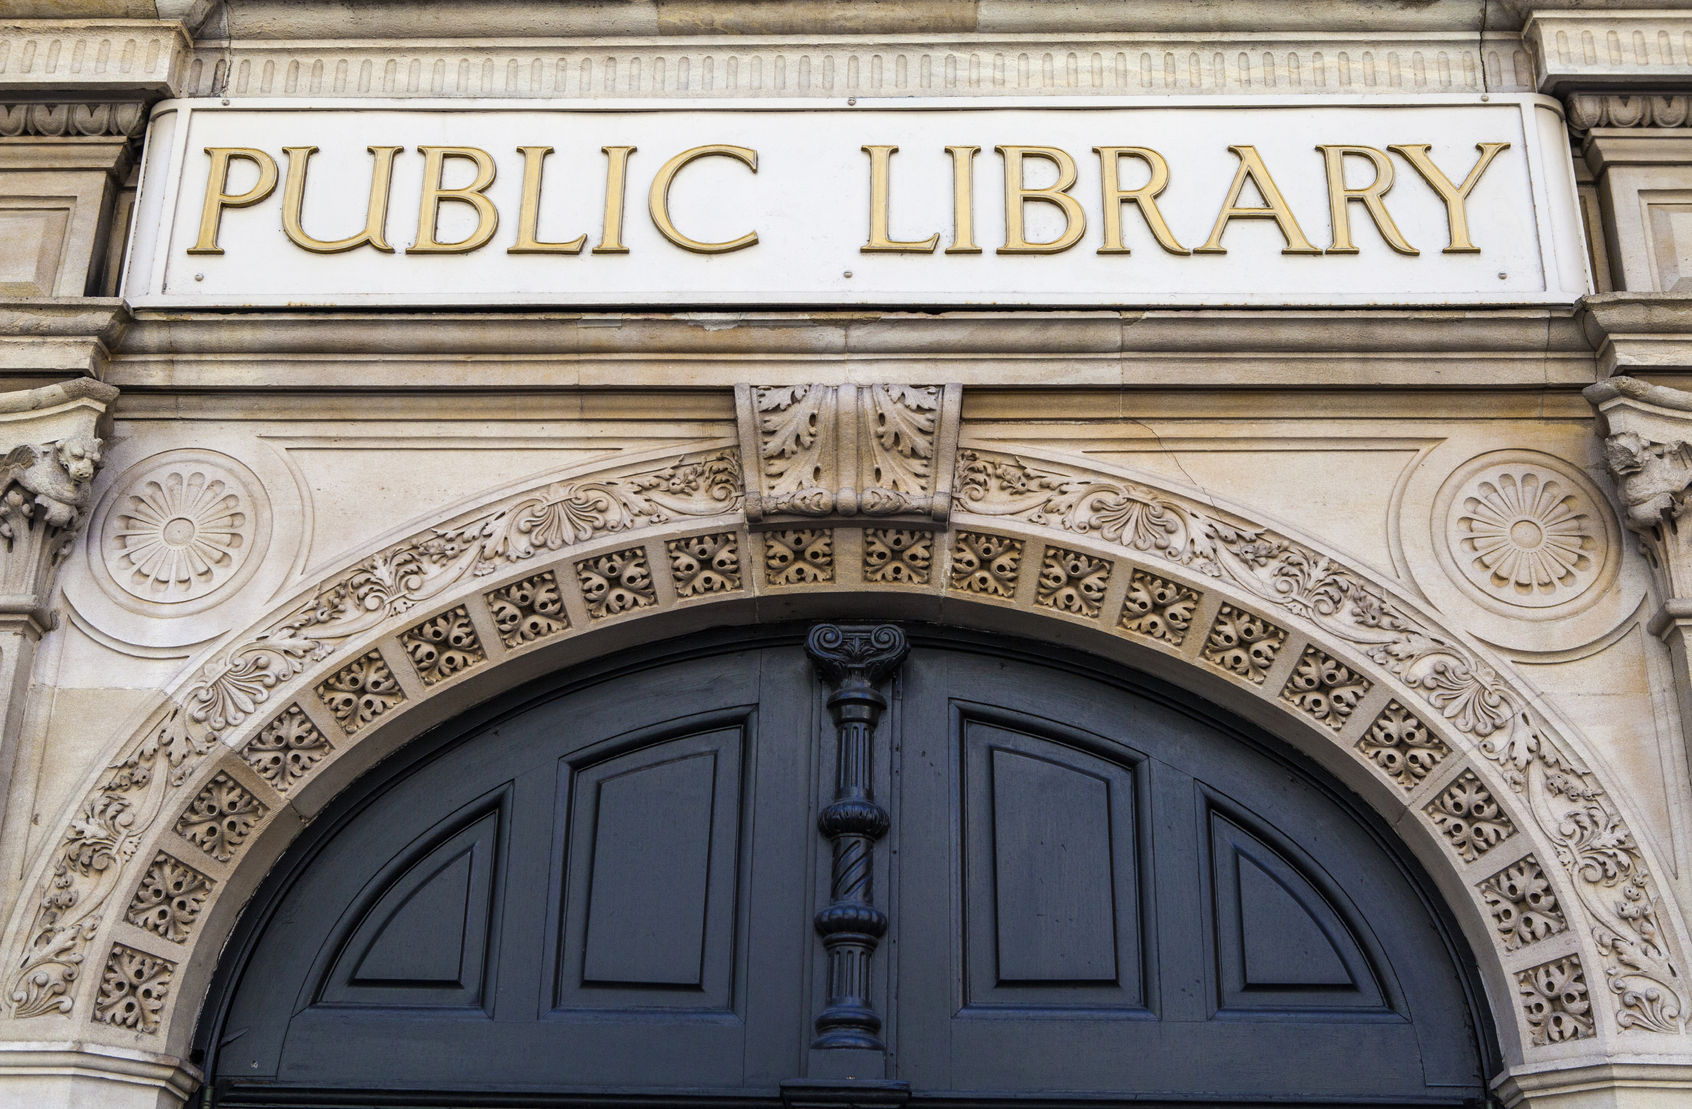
left=123, top=97, right=1587, bottom=309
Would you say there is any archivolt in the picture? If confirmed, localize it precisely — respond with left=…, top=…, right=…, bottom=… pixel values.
left=5, top=440, right=1688, bottom=1066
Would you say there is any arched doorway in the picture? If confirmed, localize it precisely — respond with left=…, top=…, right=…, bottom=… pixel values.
left=196, top=625, right=1495, bottom=1107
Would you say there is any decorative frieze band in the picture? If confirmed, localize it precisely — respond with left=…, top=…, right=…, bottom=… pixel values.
left=180, top=33, right=1535, bottom=100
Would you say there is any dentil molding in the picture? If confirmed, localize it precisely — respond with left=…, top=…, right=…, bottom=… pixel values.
left=0, top=20, right=191, bottom=99
left=1525, top=11, right=1692, bottom=94
left=178, top=32, right=1537, bottom=101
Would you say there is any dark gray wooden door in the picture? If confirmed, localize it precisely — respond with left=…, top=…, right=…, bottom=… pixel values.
left=201, top=629, right=1489, bottom=1108
left=891, top=647, right=1484, bottom=1104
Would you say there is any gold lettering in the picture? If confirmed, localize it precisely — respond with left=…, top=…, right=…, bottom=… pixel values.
left=280, top=145, right=399, bottom=254
left=946, top=145, right=981, bottom=254
left=594, top=146, right=637, bottom=254
left=411, top=146, right=498, bottom=254
left=1389, top=142, right=1510, bottom=253
left=1094, top=146, right=1188, bottom=255
left=188, top=147, right=278, bottom=255
left=1196, top=145, right=1321, bottom=255
left=997, top=145, right=1086, bottom=255
left=1317, top=145, right=1417, bottom=255
left=509, top=146, right=588, bottom=254
left=860, top=145, right=939, bottom=254
left=648, top=144, right=759, bottom=254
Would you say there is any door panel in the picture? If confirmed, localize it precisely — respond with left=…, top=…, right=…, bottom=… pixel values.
left=212, top=648, right=812, bottom=1097
left=959, top=715, right=1145, bottom=1011
left=317, top=796, right=504, bottom=1009
left=1205, top=800, right=1387, bottom=1011
left=893, top=645, right=1482, bottom=1103
left=205, top=631, right=1488, bottom=1107
left=555, top=723, right=744, bottom=1008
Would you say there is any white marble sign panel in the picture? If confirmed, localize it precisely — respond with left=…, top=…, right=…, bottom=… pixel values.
left=123, top=96, right=1587, bottom=308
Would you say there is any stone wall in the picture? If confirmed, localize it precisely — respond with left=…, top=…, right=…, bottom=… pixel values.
left=3, top=3, right=1692, bottom=1108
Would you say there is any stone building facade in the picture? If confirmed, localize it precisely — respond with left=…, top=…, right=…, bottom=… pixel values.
left=2, top=2, right=1692, bottom=1107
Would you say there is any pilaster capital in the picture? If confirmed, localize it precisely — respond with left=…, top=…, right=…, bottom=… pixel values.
left=1586, top=375, right=1692, bottom=607
left=0, top=376, right=117, bottom=632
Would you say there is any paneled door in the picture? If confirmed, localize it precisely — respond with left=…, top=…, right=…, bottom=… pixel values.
left=202, top=629, right=1489, bottom=1108
left=891, top=647, right=1484, bottom=1104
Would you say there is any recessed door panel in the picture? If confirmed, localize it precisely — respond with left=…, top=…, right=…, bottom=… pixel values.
left=209, top=647, right=811, bottom=1098
left=893, top=644, right=1484, bottom=1103
left=317, top=799, right=504, bottom=1009
left=960, top=717, right=1144, bottom=1010
left=1206, top=801, right=1388, bottom=1013
left=554, top=726, right=745, bottom=1010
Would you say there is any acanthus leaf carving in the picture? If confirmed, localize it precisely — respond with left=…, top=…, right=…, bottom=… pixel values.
left=737, top=383, right=960, bottom=525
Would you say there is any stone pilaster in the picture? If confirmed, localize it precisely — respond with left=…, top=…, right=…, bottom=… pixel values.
left=0, top=18, right=192, bottom=301
left=1588, top=377, right=1692, bottom=791
left=1532, top=6, right=1692, bottom=296
left=0, top=377, right=115, bottom=840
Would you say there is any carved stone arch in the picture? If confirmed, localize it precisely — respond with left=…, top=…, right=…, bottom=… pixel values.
left=5, top=440, right=1690, bottom=1088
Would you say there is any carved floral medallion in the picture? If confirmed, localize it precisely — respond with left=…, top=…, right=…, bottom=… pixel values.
left=91, top=450, right=271, bottom=614
left=1433, top=452, right=1618, bottom=616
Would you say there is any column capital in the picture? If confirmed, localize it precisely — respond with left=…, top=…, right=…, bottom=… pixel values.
left=0, top=377, right=116, bottom=630
left=1587, top=376, right=1692, bottom=608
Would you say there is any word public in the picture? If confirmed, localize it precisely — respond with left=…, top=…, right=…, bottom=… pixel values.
left=189, top=140, right=1510, bottom=259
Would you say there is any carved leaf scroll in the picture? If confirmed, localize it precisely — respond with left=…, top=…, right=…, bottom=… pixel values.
left=737, top=384, right=960, bottom=524
left=952, top=447, right=1688, bottom=1035
left=6, top=450, right=741, bottom=1020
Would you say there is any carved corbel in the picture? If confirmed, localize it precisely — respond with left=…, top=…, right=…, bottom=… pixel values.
left=1587, top=377, right=1692, bottom=618
left=0, top=378, right=117, bottom=632
left=735, top=383, right=962, bottom=528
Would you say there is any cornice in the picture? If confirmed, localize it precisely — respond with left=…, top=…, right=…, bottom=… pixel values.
left=105, top=307, right=1594, bottom=391
left=1525, top=10, right=1692, bottom=94
left=178, top=31, right=1537, bottom=100
left=0, top=298, right=125, bottom=383
left=1581, top=292, right=1692, bottom=377
left=0, top=19, right=192, bottom=98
